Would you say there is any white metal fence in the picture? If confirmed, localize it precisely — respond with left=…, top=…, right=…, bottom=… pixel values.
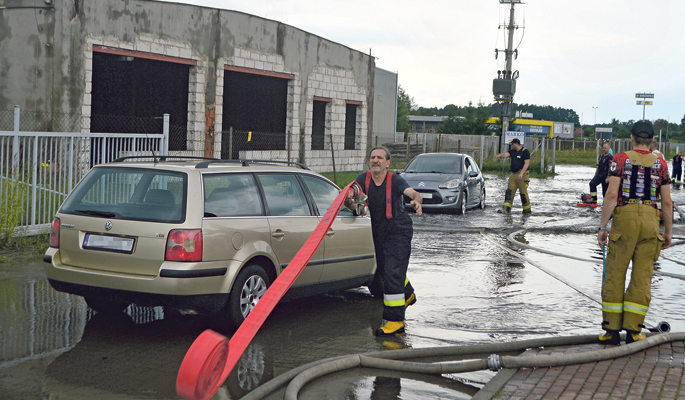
left=1, top=107, right=168, bottom=235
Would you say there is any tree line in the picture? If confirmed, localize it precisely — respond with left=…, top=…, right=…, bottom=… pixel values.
left=396, top=86, right=685, bottom=141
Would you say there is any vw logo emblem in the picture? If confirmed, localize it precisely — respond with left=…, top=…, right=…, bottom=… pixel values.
left=105, top=220, right=113, bottom=231
left=418, top=182, right=425, bottom=187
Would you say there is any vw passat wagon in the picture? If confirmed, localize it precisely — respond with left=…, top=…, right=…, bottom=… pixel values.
left=44, top=157, right=378, bottom=326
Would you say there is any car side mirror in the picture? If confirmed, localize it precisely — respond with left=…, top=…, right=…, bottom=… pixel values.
left=396, top=169, right=404, bottom=174
left=469, top=170, right=479, bottom=178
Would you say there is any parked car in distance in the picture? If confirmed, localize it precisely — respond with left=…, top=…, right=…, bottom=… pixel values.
left=398, top=153, right=485, bottom=214
left=43, top=157, right=378, bottom=327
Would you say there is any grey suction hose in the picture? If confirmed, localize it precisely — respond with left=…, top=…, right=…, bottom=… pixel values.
left=243, top=334, right=602, bottom=400
left=279, top=332, right=685, bottom=400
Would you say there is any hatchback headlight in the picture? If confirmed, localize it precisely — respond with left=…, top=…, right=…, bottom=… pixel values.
left=439, top=179, right=461, bottom=189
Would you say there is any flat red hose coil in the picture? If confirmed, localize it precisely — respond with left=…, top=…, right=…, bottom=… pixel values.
left=177, top=181, right=362, bottom=400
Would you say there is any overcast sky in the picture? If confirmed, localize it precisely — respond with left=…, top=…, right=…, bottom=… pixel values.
left=162, top=0, right=685, bottom=126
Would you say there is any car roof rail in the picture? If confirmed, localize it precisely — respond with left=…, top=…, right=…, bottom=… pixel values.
left=112, top=155, right=220, bottom=163
left=194, top=159, right=310, bottom=170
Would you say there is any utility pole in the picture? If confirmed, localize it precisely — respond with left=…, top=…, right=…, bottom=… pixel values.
left=493, top=0, right=523, bottom=153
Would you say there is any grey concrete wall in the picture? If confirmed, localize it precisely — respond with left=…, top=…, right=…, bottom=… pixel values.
left=0, top=0, right=376, bottom=171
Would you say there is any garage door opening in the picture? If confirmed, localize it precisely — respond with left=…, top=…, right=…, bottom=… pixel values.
left=222, top=69, right=289, bottom=159
left=90, top=50, right=190, bottom=158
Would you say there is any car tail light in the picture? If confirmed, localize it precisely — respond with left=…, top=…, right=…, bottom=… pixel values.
left=49, top=217, right=60, bottom=248
left=165, top=229, right=202, bottom=262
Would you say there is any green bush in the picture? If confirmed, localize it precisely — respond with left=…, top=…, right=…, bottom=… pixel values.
left=0, top=178, right=28, bottom=246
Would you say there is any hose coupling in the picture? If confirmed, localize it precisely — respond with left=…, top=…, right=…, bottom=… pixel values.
left=349, top=184, right=368, bottom=204
left=487, top=354, right=502, bottom=371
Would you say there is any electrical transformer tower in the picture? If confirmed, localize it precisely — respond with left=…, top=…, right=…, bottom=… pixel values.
left=493, top=0, right=523, bottom=152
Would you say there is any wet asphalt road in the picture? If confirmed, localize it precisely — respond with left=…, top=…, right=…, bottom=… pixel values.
left=1, top=165, right=685, bottom=400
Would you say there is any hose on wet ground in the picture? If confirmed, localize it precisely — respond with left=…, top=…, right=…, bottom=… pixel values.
left=241, top=332, right=685, bottom=400
left=240, top=230, right=680, bottom=400
left=505, top=230, right=685, bottom=281
left=479, top=230, right=670, bottom=334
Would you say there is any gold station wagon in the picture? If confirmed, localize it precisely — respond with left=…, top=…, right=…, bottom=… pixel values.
left=43, top=157, right=379, bottom=326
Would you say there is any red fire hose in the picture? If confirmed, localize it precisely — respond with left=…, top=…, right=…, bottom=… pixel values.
left=176, top=181, right=363, bottom=400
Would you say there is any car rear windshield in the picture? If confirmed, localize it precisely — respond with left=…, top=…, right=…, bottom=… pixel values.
left=404, top=155, right=463, bottom=174
left=60, top=167, right=186, bottom=223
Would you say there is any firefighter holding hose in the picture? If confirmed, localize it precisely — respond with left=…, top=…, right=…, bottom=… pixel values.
left=597, top=120, right=672, bottom=345
left=346, top=146, right=423, bottom=336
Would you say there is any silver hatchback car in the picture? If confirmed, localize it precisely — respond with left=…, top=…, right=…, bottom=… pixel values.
left=399, top=153, right=486, bottom=214
left=43, top=157, right=378, bottom=326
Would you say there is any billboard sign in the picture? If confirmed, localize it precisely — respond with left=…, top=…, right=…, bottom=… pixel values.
left=553, top=122, right=574, bottom=139
left=504, top=130, right=525, bottom=145
left=595, top=127, right=612, bottom=140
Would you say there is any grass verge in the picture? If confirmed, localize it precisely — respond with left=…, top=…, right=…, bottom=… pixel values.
left=0, top=233, right=49, bottom=263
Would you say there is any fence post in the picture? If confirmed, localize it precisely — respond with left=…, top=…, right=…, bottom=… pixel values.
left=551, top=137, right=556, bottom=174
left=596, top=140, right=600, bottom=163
left=287, top=130, right=291, bottom=163
left=163, top=113, right=170, bottom=156
left=458, top=139, right=461, bottom=154
left=12, top=106, right=20, bottom=175
left=228, top=126, right=233, bottom=160
left=407, top=135, right=411, bottom=159
left=329, top=134, right=337, bottom=184
left=541, top=137, right=545, bottom=174
left=423, top=133, right=427, bottom=154
left=31, top=136, right=38, bottom=226
left=480, top=135, right=484, bottom=169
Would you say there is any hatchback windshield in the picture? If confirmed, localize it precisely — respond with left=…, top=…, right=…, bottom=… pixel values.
left=404, top=155, right=463, bottom=174
left=60, top=167, right=186, bottom=223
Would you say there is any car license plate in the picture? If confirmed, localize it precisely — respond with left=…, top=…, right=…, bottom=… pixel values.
left=420, top=193, right=433, bottom=199
left=83, top=234, right=135, bottom=254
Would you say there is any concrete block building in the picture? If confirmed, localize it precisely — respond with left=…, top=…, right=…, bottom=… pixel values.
left=0, top=0, right=379, bottom=172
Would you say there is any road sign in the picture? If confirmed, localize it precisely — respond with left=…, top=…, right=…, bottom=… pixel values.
left=504, top=130, right=525, bottom=145
left=636, top=100, right=653, bottom=105
left=635, top=93, right=654, bottom=99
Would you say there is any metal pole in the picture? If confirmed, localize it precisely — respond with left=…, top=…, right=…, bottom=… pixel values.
left=12, top=106, right=20, bottom=175
left=480, top=135, right=484, bottom=169
left=541, top=137, right=545, bottom=174
left=228, top=126, right=233, bottom=160
left=551, top=137, right=556, bottom=174
left=329, top=134, right=337, bottom=184
left=163, top=114, right=170, bottom=156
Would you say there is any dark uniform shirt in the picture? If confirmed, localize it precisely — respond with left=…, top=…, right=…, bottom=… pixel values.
left=673, top=154, right=683, bottom=169
left=595, top=152, right=614, bottom=178
left=355, top=172, right=412, bottom=234
left=508, top=147, right=530, bottom=173
left=609, top=149, right=670, bottom=209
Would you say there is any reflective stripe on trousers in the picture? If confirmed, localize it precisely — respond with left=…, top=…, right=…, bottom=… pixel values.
left=503, top=171, right=530, bottom=210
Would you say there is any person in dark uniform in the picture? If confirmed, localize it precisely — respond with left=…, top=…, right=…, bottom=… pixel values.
left=495, top=138, right=531, bottom=213
left=597, top=120, right=672, bottom=345
left=589, top=142, right=614, bottom=203
left=672, top=150, right=682, bottom=185
left=345, top=146, right=423, bottom=336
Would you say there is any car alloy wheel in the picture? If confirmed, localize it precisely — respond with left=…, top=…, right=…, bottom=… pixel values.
left=228, top=264, right=270, bottom=327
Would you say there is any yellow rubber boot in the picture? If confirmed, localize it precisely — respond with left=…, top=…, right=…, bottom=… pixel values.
left=598, top=330, right=620, bottom=345
left=375, top=321, right=405, bottom=336
left=626, top=331, right=646, bottom=344
left=405, top=293, right=416, bottom=308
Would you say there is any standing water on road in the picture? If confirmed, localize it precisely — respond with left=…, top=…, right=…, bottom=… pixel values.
left=1, top=165, right=684, bottom=399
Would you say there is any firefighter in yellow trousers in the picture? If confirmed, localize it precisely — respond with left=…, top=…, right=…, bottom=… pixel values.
left=495, top=138, right=531, bottom=213
left=597, top=120, right=672, bottom=345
